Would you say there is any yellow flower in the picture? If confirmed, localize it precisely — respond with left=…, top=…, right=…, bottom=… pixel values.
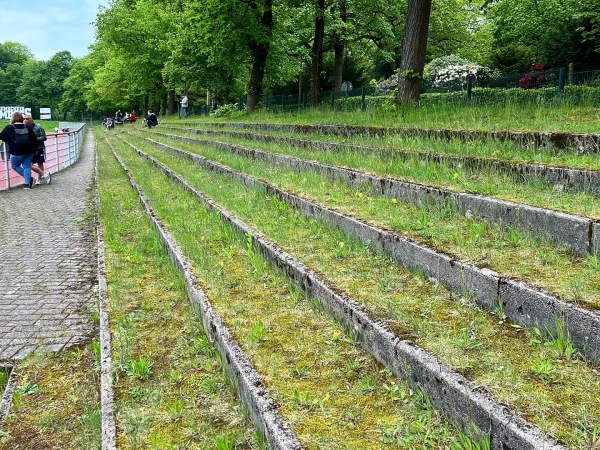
left=338, top=242, right=345, bottom=248
left=391, top=198, right=398, bottom=204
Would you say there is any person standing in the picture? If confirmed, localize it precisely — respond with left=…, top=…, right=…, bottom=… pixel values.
left=23, top=114, right=51, bottom=185
left=0, top=112, right=38, bottom=189
left=181, top=92, right=188, bottom=119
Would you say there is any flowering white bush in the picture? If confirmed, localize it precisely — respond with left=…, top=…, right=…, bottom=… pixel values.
left=424, top=55, right=499, bottom=89
left=376, top=55, right=498, bottom=92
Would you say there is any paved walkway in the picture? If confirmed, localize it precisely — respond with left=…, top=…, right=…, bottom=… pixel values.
left=0, top=133, right=97, bottom=361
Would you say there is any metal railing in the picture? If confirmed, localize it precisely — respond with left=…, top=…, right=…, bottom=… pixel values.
left=0, top=123, right=86, bottom=191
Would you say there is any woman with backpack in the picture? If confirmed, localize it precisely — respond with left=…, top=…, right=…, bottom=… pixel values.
left=0, top=111, right=38, bottom=189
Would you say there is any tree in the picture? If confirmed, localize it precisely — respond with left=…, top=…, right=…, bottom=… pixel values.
left=309, top=0, right=326, bottom=107
left=397, top=0, right=432, bottom=105
left=0, top=42, right=32, bottom=70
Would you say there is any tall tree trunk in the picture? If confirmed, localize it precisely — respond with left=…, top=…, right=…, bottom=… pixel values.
left=332, top=0, right=347, bottom=98
left=397, top=0, right=432, bottom=105
left=168, top=90, right=175, bottom=115
left=310, top=0, right=326, bottom=108
left=246, top=0, right=273, bottom=112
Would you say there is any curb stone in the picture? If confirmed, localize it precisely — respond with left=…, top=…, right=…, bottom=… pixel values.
left=119, top=138, right=566, bottom=450
left=94, top=143, right=117, bottom=450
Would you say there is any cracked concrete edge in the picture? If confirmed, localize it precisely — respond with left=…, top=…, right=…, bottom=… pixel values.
left=0, top=363, right=17, bottom=422
left=135, top=136, right=600, bottom=366
left=166, top=124, right=600, bottom=197
left=196, top=121, right=600, bottom=154
left=94, top=142, right=117, bottom=450
left=153, top=131, right=596, bottom=257
left=106, top=142, right=303, bottom=450
left=124, top=140, right=566, bottom=450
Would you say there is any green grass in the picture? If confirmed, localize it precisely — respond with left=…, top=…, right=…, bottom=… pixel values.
left=108, top=134, right=600, bottom=448
left=96, top=134, right=261, bottom=449
left=105, top=135, right=491, bottom=449
left=164, top=121, right=600, bottom=171
left=172, top=102, right=600, bottom=133
left=128, top=131, right=600, bottom=310
left=0, top=367, right=9, bottom=394
left=148, top=127, right=600, bottom=220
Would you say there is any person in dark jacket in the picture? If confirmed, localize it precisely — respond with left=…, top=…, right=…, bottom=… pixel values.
left=145, top=110, right=158, bottom=128
left=0, top=111, right=38, bottom=189
left=23, top=114, right=51, bottom=185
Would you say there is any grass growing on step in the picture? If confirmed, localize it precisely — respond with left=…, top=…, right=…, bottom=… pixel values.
left=168, top=103, right=600, bottom=133
left=164, top=122, right=600, bottom=171
left=96, top=136, right=260, bottom=449
left=128, top=132, right=600, bottom=310
left=146, top=127, right=600, bottom=220
left=107, top=137, right=489, bottom=449
left=110, top=134, right=600, bottom=448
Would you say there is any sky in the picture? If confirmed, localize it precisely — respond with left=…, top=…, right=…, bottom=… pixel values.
left=0, top=0, right=109, bottom=61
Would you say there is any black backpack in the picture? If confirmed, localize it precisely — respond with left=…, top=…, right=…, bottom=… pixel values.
left=11, top=125, right=31, bottom=146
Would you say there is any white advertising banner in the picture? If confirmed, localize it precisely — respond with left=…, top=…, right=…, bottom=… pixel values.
left=40, top=108, right=51, bottom=120
left=0, top=106, right=31, bottom=119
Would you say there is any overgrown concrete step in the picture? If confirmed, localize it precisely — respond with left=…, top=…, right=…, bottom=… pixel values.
left=188, top=120, right=600, bottom=154
left=148, top=130, right=600, bottom=258
left=125, top=135, right=600, bottom=367
left=118, top=138, right=566, bottom=450
left=106, top=140, right=302, bottom=450
left=165, top=124, right=600, bottom=198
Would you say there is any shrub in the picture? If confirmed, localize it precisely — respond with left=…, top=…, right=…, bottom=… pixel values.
left=210, top=103, right=240, bottom=118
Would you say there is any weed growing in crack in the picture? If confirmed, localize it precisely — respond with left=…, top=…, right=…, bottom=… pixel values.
left=248, top=321, right=266, bottom=345
left=126, top=356, right=153, bottom=380
left=453, top=321, right=483, bottom=351
left=544, top=316, right=579, bottom=360
left=214, top=432, right=237, bottom=450
left=528, top=355, right=556, bottom=383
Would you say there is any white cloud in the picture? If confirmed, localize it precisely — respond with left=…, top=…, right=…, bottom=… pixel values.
left=0, top=0, right=108, bottom=61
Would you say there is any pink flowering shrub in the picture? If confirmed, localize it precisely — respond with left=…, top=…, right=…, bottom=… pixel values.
left=519, top=62, right=547, bottom=89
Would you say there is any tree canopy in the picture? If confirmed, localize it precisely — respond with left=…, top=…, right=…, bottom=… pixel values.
left=0, top=0, right=599, bottom=117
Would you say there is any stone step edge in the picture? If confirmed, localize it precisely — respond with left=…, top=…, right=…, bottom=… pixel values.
left=106, top=140, right=303, bottom=450
left=135, top=135, right=600, bottom=366
left=166, top=124, right=600, bottom=199
left=94, top=142, right=118, bottom=450
left=191, top=121, right=600, bottom=154
left=120, top=137, right=566, bottom=450
left=0, top=364, right=17, bottom=423
left=155, top=129, right=599, bottom=257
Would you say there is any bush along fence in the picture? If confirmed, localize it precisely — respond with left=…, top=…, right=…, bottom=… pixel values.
left=0, top=124, right=86, bottom=190
left=188, top=66, right=600, bottom=115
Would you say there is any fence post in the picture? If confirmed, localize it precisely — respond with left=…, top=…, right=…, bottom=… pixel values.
left=54, top=134, right=60, bottom=170
left=361, top=87, right=366, bottom=110
left=568, top=63, right=574, bottom=85
left=466, top=75, right=474, bottom=102
left=558, top=67, right=565, bottom=95
left=2, top=143, right=9, bottom=190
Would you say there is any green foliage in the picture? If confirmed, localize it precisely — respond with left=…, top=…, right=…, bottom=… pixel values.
left=210, top=103, right=241, bottom=118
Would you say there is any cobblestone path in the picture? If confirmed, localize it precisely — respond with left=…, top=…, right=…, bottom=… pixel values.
left=0, top=133, right=97, bottom=361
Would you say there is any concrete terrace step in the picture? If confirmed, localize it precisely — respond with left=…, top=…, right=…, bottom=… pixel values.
left=189, top=121, right=600, bottom=154
left=122, top=135, right=600, bottom=366
left=151, top=130, right=600, bottom=257
left=164, top=124, right=600, bottom=198
left=113, top=137, right=565, bottom=450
